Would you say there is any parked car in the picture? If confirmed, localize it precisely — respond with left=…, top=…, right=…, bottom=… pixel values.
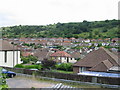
left=2, top=69, right=16, bottom=78
left=29, top=69, right=39, bottom=71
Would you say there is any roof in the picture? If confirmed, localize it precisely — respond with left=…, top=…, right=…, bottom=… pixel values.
left=70, top=52, right=81, bottom=58
left=78, top=71, right=120, bottom=78
left=50, top=51, right=71, bottom=57
left=34, top=49, right=52, bottom=60
left=63, top=41, right=71, bottom=43
left=89, top=59, right=113, bottom=72
left=22, top=52, right=33, bottom=57
left=73, top=47, right=119, bottom=68
left=0, top=40, right=18, bottom=51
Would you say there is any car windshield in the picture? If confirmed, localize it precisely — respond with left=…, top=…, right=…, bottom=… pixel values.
left=2, top=69, right=7, bottom=72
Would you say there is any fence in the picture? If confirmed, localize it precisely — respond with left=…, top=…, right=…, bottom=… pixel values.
left=3, top=67, right=120, bottom=85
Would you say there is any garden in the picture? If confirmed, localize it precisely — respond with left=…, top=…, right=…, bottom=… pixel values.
left=15, top=58, right=73, bottom=74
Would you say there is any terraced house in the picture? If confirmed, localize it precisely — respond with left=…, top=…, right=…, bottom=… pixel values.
left=0, top=40, right=22, bottom=67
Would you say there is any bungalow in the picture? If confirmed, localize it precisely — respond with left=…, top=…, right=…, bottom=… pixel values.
left=33, top=48, right=52, bottom=63
left=0, top=40, right=22, bottom=67
left=50, top=51, right=77, bottom=63
left=73, top=47, right=120, bottom=73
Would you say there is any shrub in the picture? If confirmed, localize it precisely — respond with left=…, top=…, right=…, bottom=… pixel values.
left=55, top=63, right=73, bottom=71
left=15, top=64, right=24, bottom=68
left=15, top=64, right=42, bottom=70
left=41, top=59, right=56, bottom=69
left=21, top=55, right=38, bottom=64
left=0, top=68, right=8, bottom=89
left=24, top=65, right=42, bottom=69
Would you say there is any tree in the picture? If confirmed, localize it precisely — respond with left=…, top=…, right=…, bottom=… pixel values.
left=21, top=56, right=30, bottom=64
left=41, top=59, right=56, bottom=70
left=2, top=19, right=119, bottom=39
left=88, top=32, right=93, bottom=38
left=21, top=55, right=38, bottom=64
left=55, top=63, right=73, bottom=71
left=28, top=55, right=38, bottom=63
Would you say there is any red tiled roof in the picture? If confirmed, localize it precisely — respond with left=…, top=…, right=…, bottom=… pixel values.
left=22, top=52, right=33, bottom=57
left=58, top=37, right=63, bottom=39
left=50, top=51, right=70, bottom=57
left=63, top=41, right=71, bottom=43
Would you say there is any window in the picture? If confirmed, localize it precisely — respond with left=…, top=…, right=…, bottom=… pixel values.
left=5, top=51, right=7, bottom=63
left=79, top=67, right=86, bottom=72
left=67, top=57, right=69, bottom=63
left=60, top=57, right=62, bottom=60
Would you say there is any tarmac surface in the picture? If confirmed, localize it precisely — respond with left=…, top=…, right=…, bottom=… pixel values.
left=6, top=76, right=55, bottom=88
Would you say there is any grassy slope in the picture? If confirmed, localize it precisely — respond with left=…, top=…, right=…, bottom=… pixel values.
left=1, top=19, right=119, bottom=39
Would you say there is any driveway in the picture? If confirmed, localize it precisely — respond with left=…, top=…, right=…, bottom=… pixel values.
left=6, top=76, right=55, bottom=88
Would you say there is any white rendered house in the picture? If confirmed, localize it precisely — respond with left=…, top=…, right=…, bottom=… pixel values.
left=50, top=51, right=77, bottom=63
left=0, top=40, right=22, bottom=67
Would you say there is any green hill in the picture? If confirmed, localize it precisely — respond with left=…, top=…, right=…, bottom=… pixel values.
left=1, top=19, right=119, bottom=39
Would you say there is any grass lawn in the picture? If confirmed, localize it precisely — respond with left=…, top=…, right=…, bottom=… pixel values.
left=51, top=70, right=73, bottom=74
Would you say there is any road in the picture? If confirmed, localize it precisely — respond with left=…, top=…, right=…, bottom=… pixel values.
left=6, top=76, right=55, bottom=88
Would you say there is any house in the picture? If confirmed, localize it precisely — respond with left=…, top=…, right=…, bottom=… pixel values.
left=73, top=47, right=120, bottom=73
left=70, top=52, right=81, bottom=60
left=0, top=40, right=22, bottom=67
left=50, top=51, right=77, bottom=63
left=33, top=48, right=52, bottom=63
left=111, top=38, right=120, bottom=43
left=84, top=39, right=90, bottom=43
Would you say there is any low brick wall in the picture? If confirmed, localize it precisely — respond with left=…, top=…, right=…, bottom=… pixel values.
left=3, top=67, right=120, bottom=85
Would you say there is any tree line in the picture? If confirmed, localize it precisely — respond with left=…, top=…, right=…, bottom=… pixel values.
left=1, top=19, right=119, bottom=39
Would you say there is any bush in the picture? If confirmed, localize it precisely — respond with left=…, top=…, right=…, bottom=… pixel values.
left=15, top=64, right=24, bottom=68
left=0, top=68, right=8, bottom=89
left=24, top=65, right=42, bottom=69
left=21, top=55, right=38, bottom=64
left=15, top=64, right=42, bottom=70
left=55, top=63, right=73, bottom=71
left=41, top=59, right=56, bottom=69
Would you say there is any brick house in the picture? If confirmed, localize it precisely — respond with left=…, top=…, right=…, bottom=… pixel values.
left=73, top=47, right=120, bottom=73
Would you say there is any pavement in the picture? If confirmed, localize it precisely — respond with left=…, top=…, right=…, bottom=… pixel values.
left=6, top=76, right=55, bottom=88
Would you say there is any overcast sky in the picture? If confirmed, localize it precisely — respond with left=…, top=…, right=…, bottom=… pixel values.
left=0, top=0, right=119, bottom=27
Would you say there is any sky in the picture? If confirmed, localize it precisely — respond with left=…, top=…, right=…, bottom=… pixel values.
left=0, top=0, right=119, bottom=27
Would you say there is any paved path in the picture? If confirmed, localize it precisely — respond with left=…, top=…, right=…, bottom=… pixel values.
left=6, top=76, right=55, bottom=88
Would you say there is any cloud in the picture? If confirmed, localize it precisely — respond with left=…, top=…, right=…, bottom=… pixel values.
left=0, top=0, right=119, bottom=27
left=0, top=13, right=18, bottom=27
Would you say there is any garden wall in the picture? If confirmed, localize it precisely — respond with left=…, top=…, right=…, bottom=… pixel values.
left=3, top=67, right=120, bottom=85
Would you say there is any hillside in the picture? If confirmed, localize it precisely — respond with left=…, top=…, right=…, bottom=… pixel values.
left=0, top=19, right=119, bottom=39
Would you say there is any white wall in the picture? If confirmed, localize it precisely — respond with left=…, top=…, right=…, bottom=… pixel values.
left=0, top=51, right=22, bottom=67
left=69, top=58, right=76, bottom=63
left=57, top=57, right=76, bottom=63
